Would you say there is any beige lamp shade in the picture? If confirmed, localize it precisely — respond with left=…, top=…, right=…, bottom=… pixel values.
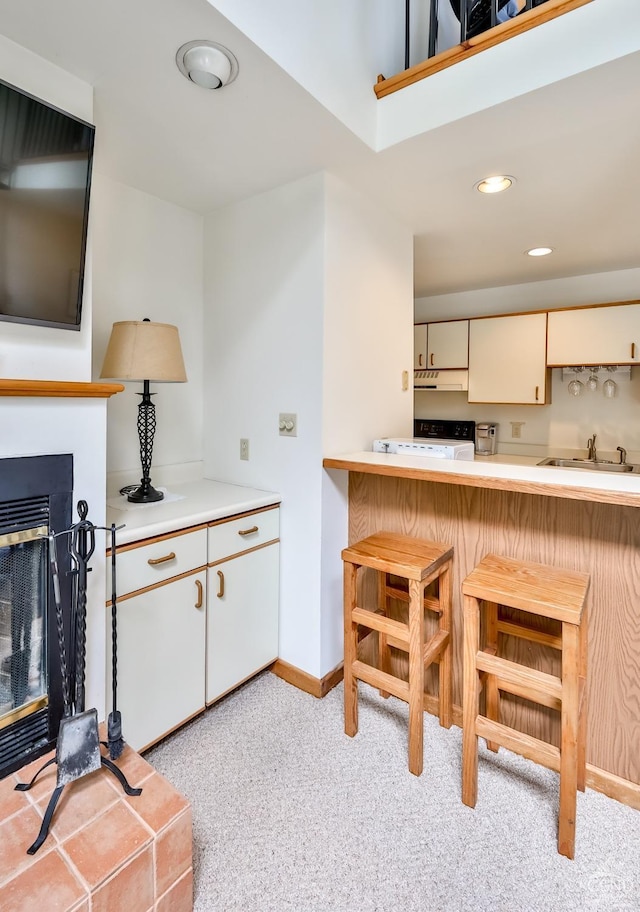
left=100, top=320, right=187, bottom=382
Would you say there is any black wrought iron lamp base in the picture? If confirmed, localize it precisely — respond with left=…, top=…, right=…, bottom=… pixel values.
left=129, top=379, right=164, bottom=503
left=127, top=481, right=164, bottom=503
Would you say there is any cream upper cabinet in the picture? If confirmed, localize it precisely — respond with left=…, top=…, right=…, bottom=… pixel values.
left=427, top=320, right=469, bottom=369
left=468, top=312, right=548, bottom=404
left=547, top=303, right=640, bottom=366
left=414, top=324, right=428, bottom=369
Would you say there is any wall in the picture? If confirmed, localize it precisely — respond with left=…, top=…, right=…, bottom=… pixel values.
left=321, top=173, right=413, bottom=672
left=90, top=176, right=204, bottom=484
left=0, top=33, right=94, bottom=381
left=415, top=267, right=640, bottom=461
left=203, top=172, right=413, bottom=679
left=207, top=0, right=403, bottom=147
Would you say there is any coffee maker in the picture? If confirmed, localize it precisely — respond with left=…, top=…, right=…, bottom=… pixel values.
left=475, top=423, right=498, bottom=456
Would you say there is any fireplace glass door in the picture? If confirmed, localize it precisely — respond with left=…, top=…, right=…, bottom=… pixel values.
left=0, top=527, right=49, bottom=730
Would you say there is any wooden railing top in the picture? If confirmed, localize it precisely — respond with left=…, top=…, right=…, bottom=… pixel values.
left=0, top=379, right=124, bottom=398
left=374, top=0, right=593, bottom=99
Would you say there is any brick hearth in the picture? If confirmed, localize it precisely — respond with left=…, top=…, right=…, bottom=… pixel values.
left=0, top=735, right=192, bottom=911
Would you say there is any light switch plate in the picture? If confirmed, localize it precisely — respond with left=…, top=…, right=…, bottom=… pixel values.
left=279, top=413, right=297, bottom=437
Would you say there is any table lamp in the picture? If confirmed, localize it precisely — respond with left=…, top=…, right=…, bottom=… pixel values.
left=100, top=319, right=187, bottom=503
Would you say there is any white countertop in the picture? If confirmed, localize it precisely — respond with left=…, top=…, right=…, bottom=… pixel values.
left=106, top=479, right=281, bottom=546
left=323, top=450, right=640, bottom=502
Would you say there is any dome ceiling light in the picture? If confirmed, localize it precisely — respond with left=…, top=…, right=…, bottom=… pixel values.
left=474, top=175, right=515, bottom=194
left=526, top=247, right=554, bottom=257
left=176, top=41, right=239, bottom=90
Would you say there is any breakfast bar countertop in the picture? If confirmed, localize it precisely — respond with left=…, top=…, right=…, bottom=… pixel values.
left=322, top=451, right=640, bottom=508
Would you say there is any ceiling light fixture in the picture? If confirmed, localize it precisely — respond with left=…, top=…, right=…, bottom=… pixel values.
left=176, top=40, right=239, bottom=89
left=474, top=175, right=515, bottom=194
left=526, top=247, right=554, bottom=257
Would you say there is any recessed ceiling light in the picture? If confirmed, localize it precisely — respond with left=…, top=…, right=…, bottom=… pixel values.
left=474, top=175, right=515, bottom=194
left=526, top=247, right=553, bottom=257
left=176, top=40, right=239, bottom=89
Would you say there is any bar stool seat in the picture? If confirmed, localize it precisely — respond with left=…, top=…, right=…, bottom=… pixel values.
left=342, top=531, right=453, bottom=776
left=461, top=553, right=589, bottom=859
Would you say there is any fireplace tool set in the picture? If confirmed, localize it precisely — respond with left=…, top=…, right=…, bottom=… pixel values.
left=15, top=501, right=142, bottom=855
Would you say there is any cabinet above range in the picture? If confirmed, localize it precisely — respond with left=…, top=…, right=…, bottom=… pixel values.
left=414, top=320, right=468, bottom=370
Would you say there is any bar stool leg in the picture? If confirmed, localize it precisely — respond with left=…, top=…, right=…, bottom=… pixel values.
left=343, top=560, right=359, bottom=738
left=462, top=594, right=480, bottom=807
left=438, top=563, right=453, bottom=729
left=558, top=621, right=580, bottom=860
left=484, top=600, right=500, bottom=752
left=577, top=605, right=589, bottom=793
left=408, top=579, right=425, bottom=776
left=377, top=571, right=391, bottom=699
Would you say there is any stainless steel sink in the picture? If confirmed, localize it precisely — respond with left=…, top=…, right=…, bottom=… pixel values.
left=537, top=457, right=637, bottom=473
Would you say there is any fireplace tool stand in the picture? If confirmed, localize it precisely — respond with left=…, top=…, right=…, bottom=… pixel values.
left=15, top=502, right=142, bottom=855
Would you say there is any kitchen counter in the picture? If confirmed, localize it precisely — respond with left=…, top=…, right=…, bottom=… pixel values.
left=106, top=479, right=281, bottom=546
left=323, top=451, right=640, bottom=508
left=325, top=449, right=640, bottom=804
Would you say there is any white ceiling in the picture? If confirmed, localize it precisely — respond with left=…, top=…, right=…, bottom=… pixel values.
left=1, top=0, right=639, bottom=298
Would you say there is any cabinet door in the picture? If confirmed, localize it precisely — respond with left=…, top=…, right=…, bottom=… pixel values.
left=547, top=304, right=640, bottom=366
left=427, top=320, right=469, bottom=368
left=116, top=570, right=206, bottom=751
left=468, top=312, right=548, bottom=404
left=414, top=324, right=428, bottom=369
left=207, top=543, right=279, bottom=703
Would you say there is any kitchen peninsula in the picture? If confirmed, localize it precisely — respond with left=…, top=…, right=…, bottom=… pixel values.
left=323, top=450, right=640, bottom=808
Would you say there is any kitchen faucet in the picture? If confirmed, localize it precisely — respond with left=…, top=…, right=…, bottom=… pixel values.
left=617, top=446, right=627, bottom=465
left=587, top=434, right=597, bottom=461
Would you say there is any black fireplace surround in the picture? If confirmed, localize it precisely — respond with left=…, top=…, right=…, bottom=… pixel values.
left=0, top=454, right=73, bottom=778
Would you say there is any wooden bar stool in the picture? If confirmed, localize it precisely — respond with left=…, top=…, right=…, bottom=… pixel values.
left=342, top=531, right=453, bottom=776
left=461, top=553, right=589, bottom=859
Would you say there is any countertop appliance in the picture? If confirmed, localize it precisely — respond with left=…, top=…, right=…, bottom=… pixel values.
left=475, top=423, right=498, bottom=456
left=373, top=437, right=474, bottom=460
left=414, top=418, right=476, bottom=442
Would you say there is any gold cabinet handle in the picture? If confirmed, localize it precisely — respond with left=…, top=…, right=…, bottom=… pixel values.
left=418, top=353, right=423, bottom=366
left=430, top=353, right=434, bottom=366
left=238, top=526, right=258, bottom=536
left=194, top=579, right=203, bottom=609
left=632, top=342, right=636, bottom=359
left=535, top=385, right=539, bottom=402
left=216, top=569, right=225, bottom=598
left=148, top=551, right=176, bottom=566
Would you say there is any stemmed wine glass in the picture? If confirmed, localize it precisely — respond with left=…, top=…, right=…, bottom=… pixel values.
left=568, top=368, right=584, bottom=397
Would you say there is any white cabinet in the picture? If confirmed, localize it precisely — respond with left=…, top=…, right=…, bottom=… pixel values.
left=547, top=303, right=640, bottom=366
left=414, top=324, right=428, bottom=369
left=468, top=312, right=549, bottom=404
left=111, top=497, right=280, bottom=751
left=206, top=507, right=280, bottom=704
left=427, top=320, right=469, bottom=369
left=115, top=528, right=207, bottom=751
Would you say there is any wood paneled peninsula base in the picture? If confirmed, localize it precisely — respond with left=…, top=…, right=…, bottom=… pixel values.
left=323, top=453, right=640, bottom=809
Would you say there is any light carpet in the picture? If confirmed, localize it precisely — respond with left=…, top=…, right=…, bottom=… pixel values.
left=146, top=672, right=640, bottom=912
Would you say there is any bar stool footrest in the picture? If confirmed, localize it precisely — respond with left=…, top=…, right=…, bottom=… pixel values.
left=476, top=717, right=561, bottom=773
left=352, top=659, right=410, bottom=702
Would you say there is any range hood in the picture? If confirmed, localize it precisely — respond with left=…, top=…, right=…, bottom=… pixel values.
left=414, top=369, right=469, bottom=391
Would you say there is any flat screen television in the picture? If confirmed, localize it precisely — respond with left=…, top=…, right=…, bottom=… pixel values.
left=0, top=78, right=95, bottom=331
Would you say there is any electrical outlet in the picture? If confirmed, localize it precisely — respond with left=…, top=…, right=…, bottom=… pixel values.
left=240, top=438, right=249, bottom=460
left=510, top=422, right=524, bottom=439
left=279, top=413, right=297, bottom=437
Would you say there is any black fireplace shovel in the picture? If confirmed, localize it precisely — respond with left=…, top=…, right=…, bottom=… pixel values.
left=53, top=524, right=101, bottom=788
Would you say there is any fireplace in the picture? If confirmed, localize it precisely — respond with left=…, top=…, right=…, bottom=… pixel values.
left=0, top=454, right=73, bottom=778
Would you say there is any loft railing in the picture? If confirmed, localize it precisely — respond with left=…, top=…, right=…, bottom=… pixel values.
left=375, top=0, right=594, bottom=98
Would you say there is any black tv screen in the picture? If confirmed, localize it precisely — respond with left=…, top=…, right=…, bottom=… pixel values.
left=0, top=79, right=95, bottom=331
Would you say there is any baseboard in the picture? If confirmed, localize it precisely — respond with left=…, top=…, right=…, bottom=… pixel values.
left=585, top=764, right=640, bottom=810
left=271, top=659, right=343, bottom=698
